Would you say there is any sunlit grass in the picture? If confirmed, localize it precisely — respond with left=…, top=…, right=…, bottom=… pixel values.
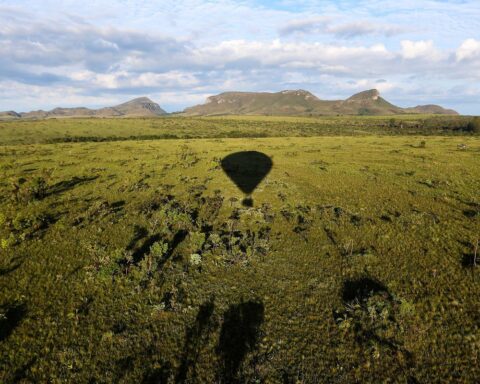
left=0, top=127, right=479, bottom=382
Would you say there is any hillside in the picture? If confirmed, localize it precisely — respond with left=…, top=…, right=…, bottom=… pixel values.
left=404, top=104, right=459, bottom=115
left=0, top=111, right=21, bottom=120
left=1, top=97, right=167, bottom=120
left=184, top=89, right=458, bottom=116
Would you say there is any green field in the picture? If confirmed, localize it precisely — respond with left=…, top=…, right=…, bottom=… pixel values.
left=0, top=114, right=475, bottom=145
left=0, top=117, right=479, bottom=383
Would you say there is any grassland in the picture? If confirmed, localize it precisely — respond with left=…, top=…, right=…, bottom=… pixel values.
left=0, top=114, right=475, bottom=146
left=0, top=117, right=479, bottom=383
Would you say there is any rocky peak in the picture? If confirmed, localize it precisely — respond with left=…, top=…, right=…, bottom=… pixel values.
left=347, top=89, right=380, bottom=102
left=280, top=89, right=319, bottom=100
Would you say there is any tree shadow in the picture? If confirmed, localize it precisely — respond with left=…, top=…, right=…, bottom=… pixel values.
left=127, top=225, right=149, bottom=251
left=47, top=175, right=98, bottom=197
left=0, top=256, right=24, bottom=277
left=175, top=298, right=216, bottom=383
left=142, top=362, right=173, bottom=384
left=216, top=300, right=264, bottom=383
left=337, top=277, right=415, bottom=367
left=128, top=228, right=189, bottom=267
left=9, top=358, right=36, bottom=383
left=221, top=152, right=272, bottom=207
left=164, top=229, right=189, bottom=265
left=341, top=277, right=391, bottom=303
left=132, top=234, right=162, bottom=264
left=462, top=253, right=477, bottom=268
left=0, top=301, right=27, bottom=342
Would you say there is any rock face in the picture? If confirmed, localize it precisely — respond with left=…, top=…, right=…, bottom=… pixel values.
left=184, top=89, right=459, bottom=116
left=346, top=89, right=380, bottom=102
left=1, top=97, right=167, bottom=120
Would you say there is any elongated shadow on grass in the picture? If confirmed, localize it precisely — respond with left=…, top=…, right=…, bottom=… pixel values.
left=0, top=301, right=27, bottom=342
left=168, top=229, right=189, bottom=263
left=142, top=363, right=173, bottom=384
left=129, top=228, right=188, bottom=266
left=10, top=358, right=36, bottom=383
left=221, top=152, right=272, bottom=207
left=337, top=278, right=415, bottom=366
left=132, top=234, right=162, bottom=264
left=127, top=225, right=149, bottom=251
left=341, top=277, right=391, bottom=303
left=0, top=256, right=24, bottom=277
left=47, top=175, right=98, bottom=197
left=175, top=298, right=216, bottom=383
left=216, top=300, right=264, bottom=383
left=462, top=253, right=477, bottom=268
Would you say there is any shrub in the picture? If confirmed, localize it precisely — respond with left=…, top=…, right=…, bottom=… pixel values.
left=1, top=238, right=9, bottom=250
left=150, top=241, right=169, bottom=259
left=10, top=176, right=48, bottom=203
left=466, top=117, right=480, bottom=133
left=190, top=253, right=202, bottom=265
left=188, top=231, right=206, bottom=253
left=29, top=177, right=48, bottom=199
left=12, top=211, right=55, bottom=238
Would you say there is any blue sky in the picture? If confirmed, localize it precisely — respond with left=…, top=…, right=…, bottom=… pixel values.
left=0, top=0, right=479, bottom=114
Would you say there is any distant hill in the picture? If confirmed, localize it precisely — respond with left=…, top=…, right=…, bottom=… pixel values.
left=1, top=97, right=167, bottom=120
left=0, top=111, right=21, bottom=120
left=403, top=104, right=459, bottom=115
left=183, top=89, right=458, bottom=116
left=1, top=91, right=459, bottom=120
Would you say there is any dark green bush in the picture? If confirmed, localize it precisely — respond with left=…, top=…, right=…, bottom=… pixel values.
left=466, top=117, right=480, bottom=133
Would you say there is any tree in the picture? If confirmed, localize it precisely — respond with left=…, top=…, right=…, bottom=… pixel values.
left=466, top=117, right=480, bottom=133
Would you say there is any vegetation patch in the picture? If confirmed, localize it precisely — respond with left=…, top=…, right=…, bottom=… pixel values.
left=0, top=125, right=478, bottom=383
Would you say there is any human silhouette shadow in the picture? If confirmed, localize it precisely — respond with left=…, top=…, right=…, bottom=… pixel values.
left=175, top=298, right=216, bottom=383
left=221, top=152, right=272, bottom=207
left=216, top=300, right=264, bottom=383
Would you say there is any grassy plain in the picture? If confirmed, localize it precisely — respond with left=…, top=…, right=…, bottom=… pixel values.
left=0, top=114, right=473, bottom=145
left=0, top=117, right=479, bottom=383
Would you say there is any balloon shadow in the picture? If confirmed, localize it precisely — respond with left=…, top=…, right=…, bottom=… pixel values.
left=221, top=151, right=272, bottom=207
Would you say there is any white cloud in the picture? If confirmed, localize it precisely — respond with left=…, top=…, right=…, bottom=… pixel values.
left=193, top=40, right=393, bottom=71
left=279, top=17, right=330, bottom=35
left=400, top=40, right=441, bottom=60
left=0, top=1, right=479, bottom=114
left=456, top=38, right=480, bottom=61
left=280, top=18, right=407, bottom=38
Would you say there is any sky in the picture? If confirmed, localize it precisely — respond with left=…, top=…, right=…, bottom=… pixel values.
left=0, top=0, right=479, bottom=114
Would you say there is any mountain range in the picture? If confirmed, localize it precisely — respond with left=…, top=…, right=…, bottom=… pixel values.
left=0, top=90, right=458, bottom=120
left=0, top=97, right=166, bottom=120
left=183, top=89, right=458, bottom=116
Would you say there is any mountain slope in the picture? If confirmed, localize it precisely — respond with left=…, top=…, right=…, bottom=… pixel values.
left=403, top=104, right=458, bottom=115
left=184, top=89, right=458, bottom=116
left=101, top=97, right=167, bottom=117
left=3, top=97, right=167, bottom=120
left=0, top=111, right=21, bottom=120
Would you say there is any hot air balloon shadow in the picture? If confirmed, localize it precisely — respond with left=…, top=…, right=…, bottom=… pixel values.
left=221, top=151, right=272, bottom=207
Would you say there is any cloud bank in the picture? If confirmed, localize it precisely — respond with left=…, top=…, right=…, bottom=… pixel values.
left=0, top=0, right=479, bottom=114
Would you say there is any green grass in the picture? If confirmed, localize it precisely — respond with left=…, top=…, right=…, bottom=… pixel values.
left=0, top=119, right=479, bottom=383
left=0, top=114, right=475, bottom=145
